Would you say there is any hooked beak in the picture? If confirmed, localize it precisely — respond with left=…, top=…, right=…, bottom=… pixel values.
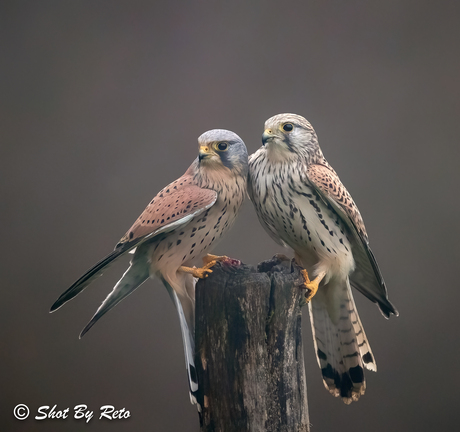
left=199, top=145, right=215, bottom=161
left=262, top=129, right=274, bottom=146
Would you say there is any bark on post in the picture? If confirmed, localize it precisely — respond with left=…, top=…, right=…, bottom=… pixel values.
left=195, top=254, right=310, bottom=432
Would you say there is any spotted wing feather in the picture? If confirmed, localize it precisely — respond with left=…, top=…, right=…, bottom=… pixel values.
left=51, top=177, right=217, bottom=312
left=306, top=164, right=398, bottom=317
left=118, top=180, right=218, bottom=246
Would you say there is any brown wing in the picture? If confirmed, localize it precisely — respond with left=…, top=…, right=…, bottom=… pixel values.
left=51, top=173, right=217, bottom=312
left=307, top=163, right=398, bottom=318
left=307, top=164, right=368, bottom=241
left=117, top=178, right=218, bottom=247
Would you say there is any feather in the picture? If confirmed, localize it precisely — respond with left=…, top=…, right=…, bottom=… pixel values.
left=79, top=247, right=150, bottom=338
left=309, top=278, right=375, bottom=404
left=307, top=164, right=398, bottom=317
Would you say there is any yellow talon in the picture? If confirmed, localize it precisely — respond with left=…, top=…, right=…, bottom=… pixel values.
left=301, top=269, right=325, bottom=302
left=193, top=268, right=213, bottom=279
left=178, top=255, right=230, bottom=279
left=178, top=266, right=213, bottom=279
left=202, top=254, right=229, bottom=269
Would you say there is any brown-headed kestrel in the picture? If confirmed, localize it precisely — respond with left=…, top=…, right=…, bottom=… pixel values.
left=51, top=129, right=248, bottom=403
left=248, top=113, right=398, bottom=404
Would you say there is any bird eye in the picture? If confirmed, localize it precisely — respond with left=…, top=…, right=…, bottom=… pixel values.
left=283, top=123, right=294, bottom=132
left=216, top=142, right=228, bottom=151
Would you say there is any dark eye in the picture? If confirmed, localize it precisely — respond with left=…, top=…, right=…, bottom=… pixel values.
left=217, top=142, right=228, bottom=151
left=283, top=123, right=294, bottom=132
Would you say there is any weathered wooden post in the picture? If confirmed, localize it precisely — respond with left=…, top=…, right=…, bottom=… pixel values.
left=195, top=254, right=310, bottom=432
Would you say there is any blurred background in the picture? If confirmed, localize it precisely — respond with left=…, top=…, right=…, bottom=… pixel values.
left=1, top=1, right=459, bottom=431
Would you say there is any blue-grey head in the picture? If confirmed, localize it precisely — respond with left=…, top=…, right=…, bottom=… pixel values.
left=197, top=129, right=248, bottom=177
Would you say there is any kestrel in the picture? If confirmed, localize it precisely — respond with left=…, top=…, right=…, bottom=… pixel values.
left=248, top=113, right=398, bottom=404
left=51, top=129, right=248, bottom=402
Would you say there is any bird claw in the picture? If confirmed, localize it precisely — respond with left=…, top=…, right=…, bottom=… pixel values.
left=179, top=254, right=235, bottom=279
left=192, top=267, right=213, bottom=279
left=202, top=254, right=229, bottom=269
left=300, top=269, right=320, bottom=302
left=178, top=265, right=213, bottom=279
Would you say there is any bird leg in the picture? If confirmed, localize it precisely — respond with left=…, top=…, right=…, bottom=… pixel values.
left=178, top=255, right=229, bottom=279
left=178, top=266, right=213, bottom=279
left=202, top=253, right=229, bottom=269
left=301, top=270, right=326, bottom=302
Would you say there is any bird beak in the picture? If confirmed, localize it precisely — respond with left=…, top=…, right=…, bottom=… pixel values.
left=262, top=129, right=274, bottom=146
left=199, top=145, right=215, bottom=161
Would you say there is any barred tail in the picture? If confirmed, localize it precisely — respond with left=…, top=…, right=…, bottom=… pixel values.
left=161, top=276, right=199, bottom=405
left=308, top=277, right=376, bottom=404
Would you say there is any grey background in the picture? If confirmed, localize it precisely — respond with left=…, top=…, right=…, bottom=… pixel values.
left=1, top=1, right=459, bottom=431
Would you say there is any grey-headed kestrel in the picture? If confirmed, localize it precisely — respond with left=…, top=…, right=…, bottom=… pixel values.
left=248, top=113, right=398, bottom=404
left=51, top=129, right=248, bottom=403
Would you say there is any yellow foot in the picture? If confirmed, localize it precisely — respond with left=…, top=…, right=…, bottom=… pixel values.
left=178, top=265, right=213, bottom=279
left=202, top=254, right=229, bottom=270
left=301, top=269, right=326, bottom=302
